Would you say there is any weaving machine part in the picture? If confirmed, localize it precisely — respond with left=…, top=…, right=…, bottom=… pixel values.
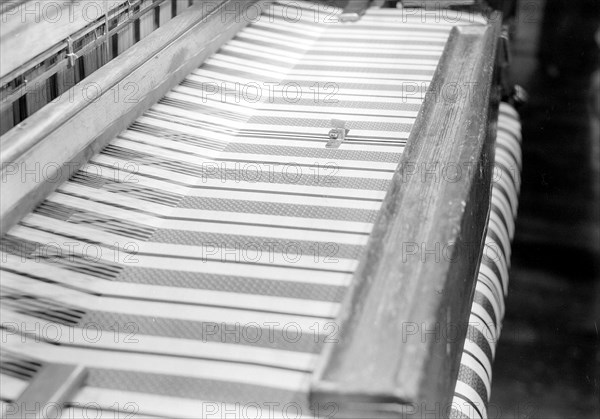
left=0, top=1, right=521, bottom=418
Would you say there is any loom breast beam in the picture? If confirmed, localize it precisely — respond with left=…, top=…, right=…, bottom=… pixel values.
left=310, top=22, right=501, bottom=417
left=0, top=0, right=265, bottom=234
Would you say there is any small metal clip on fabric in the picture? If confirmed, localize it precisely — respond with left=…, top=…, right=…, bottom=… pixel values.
left=326, top=119, right=349, bottom=148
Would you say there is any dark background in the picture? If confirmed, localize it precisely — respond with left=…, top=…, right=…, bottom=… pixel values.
left=488, top=0, right=599, bottom=417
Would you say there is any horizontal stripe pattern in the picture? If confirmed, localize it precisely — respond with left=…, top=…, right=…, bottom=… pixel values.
left=0, top=2, right=492, bottom=417
left=451, top=103, right=522, bottom=418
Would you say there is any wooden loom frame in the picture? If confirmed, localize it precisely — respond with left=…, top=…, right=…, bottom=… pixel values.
left=0, top=1, right=502, bottom=417
left=310, top=22, right=502, bottom=417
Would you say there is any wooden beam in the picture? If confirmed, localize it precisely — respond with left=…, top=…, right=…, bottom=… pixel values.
left=310, top=21, right=500, bottom=417
left=0, top=0, right=264, bottom=234
left=4, top=364, right=87, bottom=419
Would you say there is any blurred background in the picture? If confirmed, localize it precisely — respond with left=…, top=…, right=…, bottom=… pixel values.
left=488, top=0, right=599, bottom=417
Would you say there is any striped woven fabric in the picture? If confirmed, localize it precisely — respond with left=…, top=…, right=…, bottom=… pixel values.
left=451, top=103, right=522, bottom=419
left=1, top=2, right=490, bottom=418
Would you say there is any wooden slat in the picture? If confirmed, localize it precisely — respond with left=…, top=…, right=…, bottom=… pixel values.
left=4, top=364, right=87, bottom=419
left=310, top=22, right=500, bottom=417
left=0, top=0, right=264, bottom=234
